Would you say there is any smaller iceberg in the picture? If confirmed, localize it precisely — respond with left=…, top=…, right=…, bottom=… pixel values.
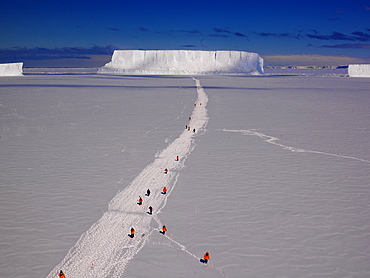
left=0, top=62, right=23, bottom=76
left=99, top=50, right=264, bottom=75
left=348, top=64, right=370, bottom=77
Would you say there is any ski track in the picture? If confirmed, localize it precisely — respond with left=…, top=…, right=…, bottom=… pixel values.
left=223, top=129, right=370, bottom=164
left=47, top=78, right=209, bottom=278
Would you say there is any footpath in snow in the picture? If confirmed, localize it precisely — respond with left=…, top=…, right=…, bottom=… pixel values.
left=47, top=78, right=209, bottom=278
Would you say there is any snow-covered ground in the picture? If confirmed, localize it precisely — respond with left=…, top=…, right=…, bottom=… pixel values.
left=1, top=70, right=370, bottom=278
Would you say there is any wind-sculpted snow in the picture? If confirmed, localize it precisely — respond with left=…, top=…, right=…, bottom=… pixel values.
left=47, top=79, right=212, bottom=278
left=0, top=62, right=23, bottom=76
left=348, top=64, right=370, bottom=77
left=99, top=50, right=264, bottom=75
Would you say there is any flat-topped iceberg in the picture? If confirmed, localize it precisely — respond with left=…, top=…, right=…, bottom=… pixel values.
left=99, top=50, right=264, bottom=75
left=348, top=64, right=370, bottom=77
left=0, top=62, right=23, bottom=76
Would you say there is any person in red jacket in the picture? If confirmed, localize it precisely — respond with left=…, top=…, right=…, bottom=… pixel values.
left=137, top=196, right=142, bottom=205
left=164, top=168, right=168, bottom=174
left=58, top=270, right=66, bottom=278
left=162, top=186, right=167, bottom=194
left=203, top=252, right=210, bottom=264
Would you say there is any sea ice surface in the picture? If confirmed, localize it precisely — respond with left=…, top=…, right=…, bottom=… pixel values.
left=1, top=69, right=370, bottom=278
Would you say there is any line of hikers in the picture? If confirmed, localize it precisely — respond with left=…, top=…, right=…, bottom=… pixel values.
left=57, top=115, right=207, bottom=276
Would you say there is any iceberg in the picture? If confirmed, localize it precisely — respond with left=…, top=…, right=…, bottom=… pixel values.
left=348, top=64, right=370, bottom=77
left=0, top=62, right=23, bottom=76
left=99, top=50, right=264, bottom=75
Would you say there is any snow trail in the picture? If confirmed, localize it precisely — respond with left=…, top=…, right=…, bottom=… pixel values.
left=224, top=129, right=370, bottom=164
left=47, top=78, right=209, bottom=278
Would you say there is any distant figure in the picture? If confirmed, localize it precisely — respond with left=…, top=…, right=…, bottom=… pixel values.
left=194, top=103, right=196, bottom=106
left=200, top=103, right=202, bottom=105
left=187, top=126, right=190, bottom=131
left=185, top=125, right=188, bottom=129
left=130, top=227, right=135, bottom=238
left=146, top=189, right=150, bottom=196
left=193, top=128, right=195, bottom=133
left=189, top=116, right=191, bottom=120
left=161, top=225, right=167, bottom=235
left=164, top=168, right=168, bottom=174
left=203, top=252, right=210, bottom=264
left=162, top=186, right=167, bottom=194
left=175, top=156, right=179, bottom=161
left=138, top=196, right=143, bottom=205
left=58, top=270, right=66, bottom=278
left=148, top=206, right=153, bottom=214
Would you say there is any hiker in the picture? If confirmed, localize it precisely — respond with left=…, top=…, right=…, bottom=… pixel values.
left=193, top=128, right=196, bottom=133
left=130, top=228, right=135, bottom=238
left=189, top=116, right=191, bottom=120
left=138, top=196, right=143, bottom=205
left=185, top=125, right=188, bottom=129
left=161, top=225, right=167, bottom=235
left=187, top=126, right=190, bottom=131
left=58, top=270, right=66, bottom=278
left=175, top=156, right=179, bottom=161
left=162, top=186, right=167, bottom=194
left=203, top=252, right=210, bottom=264
left=148, top=206, right=153, bottom=214
left=146, top=189, right=150, bottom=196
left=164, top=168, right=168, bottom=174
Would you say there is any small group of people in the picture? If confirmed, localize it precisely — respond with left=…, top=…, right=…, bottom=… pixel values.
left=131, top=183, right=170, bottom=238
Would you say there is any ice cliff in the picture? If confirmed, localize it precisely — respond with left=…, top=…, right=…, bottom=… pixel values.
left=348, top=64, right=370, bottom=77
left=0, top=62, right=23, bottom=76
left=99, top=50, right=264, bottom=75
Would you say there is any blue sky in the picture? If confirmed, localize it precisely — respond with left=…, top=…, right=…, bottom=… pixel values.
left=1, top=0, right=369, bottom=66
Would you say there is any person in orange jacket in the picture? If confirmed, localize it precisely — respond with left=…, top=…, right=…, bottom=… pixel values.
left=137, top=196, right=142, bottom=205
left=130, top=227, right=135, bottom=238
left=164, top=168, right=168, bottom=174
left=58, top=270, right=66, bottom=278
left=160, top=225, right=167, bottom=235
left=162, top=186, right=167, bottom=194
left=203, top=252, right=210, bottom=264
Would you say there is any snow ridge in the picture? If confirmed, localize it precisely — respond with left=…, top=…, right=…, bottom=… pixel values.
left=224, top=129, right=370, bottom=164
left=47, top=79, right=209, bottom=278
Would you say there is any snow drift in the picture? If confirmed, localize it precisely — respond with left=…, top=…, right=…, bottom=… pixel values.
left=348, top=64, right=370, bottom=77
left=99, top=50, right=264, bottom=75
left=0, top=62, right=23, bottom=76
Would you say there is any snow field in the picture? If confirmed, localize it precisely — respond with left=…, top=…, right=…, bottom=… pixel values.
left=46, top=78, right=209, bottom=278
left=1, top=71, right=370, bottom=278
